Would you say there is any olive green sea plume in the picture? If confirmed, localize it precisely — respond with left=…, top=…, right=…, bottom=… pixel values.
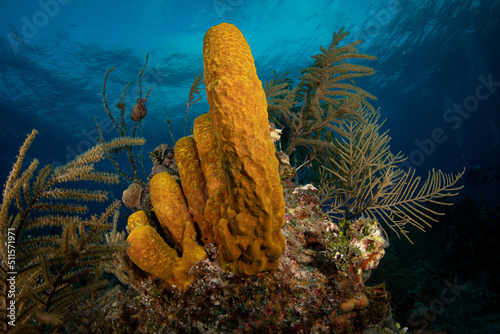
left=0, top=130, right=144, bottom=333
left=264, top=27, right=464, bottom=241
left=318, top=108, right=464, bottom=241
left=265, top=27, right=376, bottom=175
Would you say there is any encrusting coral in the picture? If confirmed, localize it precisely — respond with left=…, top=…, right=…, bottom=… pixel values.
left=126, top=23, right=286, bottom=288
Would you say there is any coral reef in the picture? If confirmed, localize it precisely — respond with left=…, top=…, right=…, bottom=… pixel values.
left=111, top=22, right=462, bottom=333
left=1, top=21, right=471, bottom=333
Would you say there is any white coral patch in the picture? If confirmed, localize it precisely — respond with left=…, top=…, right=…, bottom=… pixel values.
left=270, top=128, right=282, bottom=143
left=292, top=184, right=317, bottom=194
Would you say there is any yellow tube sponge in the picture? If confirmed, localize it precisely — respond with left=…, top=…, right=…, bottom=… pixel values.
left=126, top=172, right=207, bottom=290
left=126, top=210, right=151, bottom=232
left=203, top=23, right=286, bottom=276
left=149, top=172, right=193, bottom=247
left=193, top=113, right=228, bottom=244
left=193, top=113, right=227, bottom=199
left=174, top=136, right=213, bottom=244
left=126, top=225, right=206, bottom=290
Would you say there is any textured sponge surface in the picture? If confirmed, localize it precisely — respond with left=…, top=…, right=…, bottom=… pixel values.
left=203, top=23, right=286, bottom=276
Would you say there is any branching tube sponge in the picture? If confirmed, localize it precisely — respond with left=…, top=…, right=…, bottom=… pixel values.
left=126, top=23, right=286, bottom=288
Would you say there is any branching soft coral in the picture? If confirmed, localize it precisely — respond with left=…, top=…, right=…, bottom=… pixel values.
left=0, top=130, right=141, bottom=333
left=265, top=27, right=377, bottom=175
left=318, top=108, right=464, bottom=241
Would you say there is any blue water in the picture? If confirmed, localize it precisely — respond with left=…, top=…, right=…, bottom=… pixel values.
left=1, top=0, right=499, bottom=207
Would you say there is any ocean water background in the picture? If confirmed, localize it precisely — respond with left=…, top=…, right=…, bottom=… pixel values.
left=1, top=0, right=499, bottom=208
left=1, top=1, right=500, bottom=332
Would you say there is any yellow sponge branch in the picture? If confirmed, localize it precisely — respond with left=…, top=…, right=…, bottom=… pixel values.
left=126, top=210, right=151, bottom=233
left=174, top=137, right=213, bottom=244
left=126, top=225, right=206, bottom=290
left=149, top=172, right=196, bottom=250
left=193, top=113, right=228, bottom=245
